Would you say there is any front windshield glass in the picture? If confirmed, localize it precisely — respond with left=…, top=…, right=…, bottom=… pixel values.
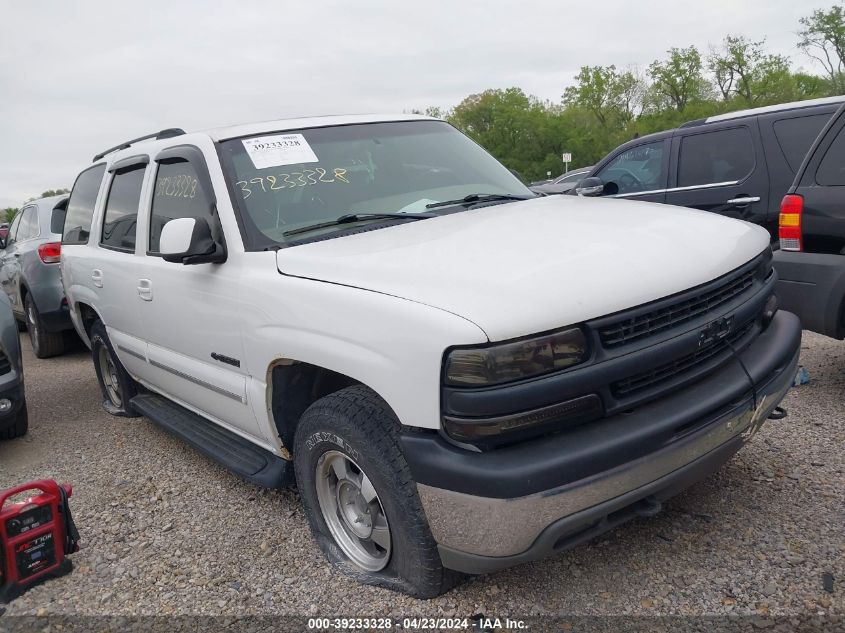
left=218, top=120, right=532, bottom=248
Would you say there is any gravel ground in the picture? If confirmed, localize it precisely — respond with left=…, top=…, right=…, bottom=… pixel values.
left=0, top=330, right=842, bottom=622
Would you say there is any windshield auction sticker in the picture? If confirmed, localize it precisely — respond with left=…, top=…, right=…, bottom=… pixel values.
left=242, top=134, right=319, bottom=169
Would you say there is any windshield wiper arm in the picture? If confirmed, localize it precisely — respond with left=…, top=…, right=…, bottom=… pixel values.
left=282, top=212, right=434, bottom=237
left=425, top=193, right=534, bottom=210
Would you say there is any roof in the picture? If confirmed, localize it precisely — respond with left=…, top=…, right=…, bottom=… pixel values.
left=204, top=113, right=437, bottom=142
left=704, top=96, right=845, bottom=124
left=23, top=194, right=68, bottom=209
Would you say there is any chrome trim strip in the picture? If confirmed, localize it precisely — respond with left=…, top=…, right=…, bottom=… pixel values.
left=148, top=359, right=245, bottom=403
left=116, top=345, right=146, bottom=362
left=417, top=359, right=794, bottom=558
left=613, top=180, right=739, bottom=198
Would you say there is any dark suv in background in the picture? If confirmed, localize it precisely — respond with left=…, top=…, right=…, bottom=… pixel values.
left=572, top=96, right=845, bottom=240
left=774, top=101, right=845, bottom=340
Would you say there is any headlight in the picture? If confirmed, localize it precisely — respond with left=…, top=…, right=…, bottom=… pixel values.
left=444, top=327, right=588, bottom=387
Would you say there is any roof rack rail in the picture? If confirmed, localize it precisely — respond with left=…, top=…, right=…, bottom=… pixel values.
left=679, top=118, right=706, bottom=128
left=92, top=128, right=186, bottom=162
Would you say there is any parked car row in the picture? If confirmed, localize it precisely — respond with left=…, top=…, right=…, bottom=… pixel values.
left=4, top=96, right=841, bottom=597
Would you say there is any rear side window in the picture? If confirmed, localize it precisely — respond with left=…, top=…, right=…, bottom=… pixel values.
left=50, top=199, right=68, bottom=235
left=63, top=164, right=106, bottom=245
left=101, top=165, right=145, bottom=251
left=816, top=125, right=845, bottom=186
left=773, top=114, right=831, bottom=173
left=149, top=159, right=216, bottom=253
left=678, top=127, right=755, bottom=187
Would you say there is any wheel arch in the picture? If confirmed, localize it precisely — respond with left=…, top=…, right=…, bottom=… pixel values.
left=72, top=301, right=105, bottom=346
left=266, top=358, right=397, bottom=451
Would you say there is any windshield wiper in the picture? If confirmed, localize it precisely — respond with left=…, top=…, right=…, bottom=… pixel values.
left=282, top=212, right=434, bottom=238
left=425, top=193, right=534, bottom=210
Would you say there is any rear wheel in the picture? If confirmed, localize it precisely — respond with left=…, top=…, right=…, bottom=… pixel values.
left=90, top=321, right=140, bottom=417
left=24, top=294, right=64, bottom=358
left=0, top=402, right=28, bottom=440
left=293, top=384, right=462, bottom=598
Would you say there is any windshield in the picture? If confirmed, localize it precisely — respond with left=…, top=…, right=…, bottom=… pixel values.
left=218, top=120, right=532, bottom=248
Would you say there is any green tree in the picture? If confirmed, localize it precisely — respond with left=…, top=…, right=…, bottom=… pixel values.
left=799, top=4, right=845, bottom=94
left=448, top=88, right=567, bottom=180
left=1, top=208, right=18, bottom=223
left=27, top=188, right=70, bottom=202
left=647, top=46, right=711, bottom=112
left=563, top=66, right=642, bottom=127
left=708, top=36, right=792, bottom=105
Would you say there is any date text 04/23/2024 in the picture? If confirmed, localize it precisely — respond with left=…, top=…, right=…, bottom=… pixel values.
left=306, top=616, right=528, bottom=630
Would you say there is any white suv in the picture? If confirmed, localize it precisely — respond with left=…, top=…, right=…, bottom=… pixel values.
left=61, top=114, right=800, bottom=597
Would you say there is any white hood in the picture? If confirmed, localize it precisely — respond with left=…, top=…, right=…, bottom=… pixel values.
left=275, top=196, right=770, bottom=341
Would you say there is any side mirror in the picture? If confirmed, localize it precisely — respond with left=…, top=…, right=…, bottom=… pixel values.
left=0, top=237, right=6, bottom=250
left=574, top=177, right=606, bottom=197
left=159, top=217, right=226, bottom=265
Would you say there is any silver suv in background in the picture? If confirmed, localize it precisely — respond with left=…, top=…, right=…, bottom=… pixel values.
left=0, top=195, right=75, bottom=357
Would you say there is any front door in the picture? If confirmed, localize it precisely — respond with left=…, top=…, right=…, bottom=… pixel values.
left=593, top=139, right=670, bottom=204
left=134, top=148, right=260, bottom=442
left=0, top=209, right=26, bottom=316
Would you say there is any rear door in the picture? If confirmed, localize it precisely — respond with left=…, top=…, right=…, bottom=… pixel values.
left=0, top=209, right=27, bottom=315
left=665, top=123, right=770, bottom=235
left=1, top=205, right=39, bottom=315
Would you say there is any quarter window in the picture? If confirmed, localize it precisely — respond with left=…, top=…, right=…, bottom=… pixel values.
left=677, top=127, right=754, bottom=188
left=64, top=164, right=106, bottom=245
left=101, top=165, right=145, bottom=251
left=596, top=141, right=665, bottom=195
left=16, top=207, right=39, bottom=241
left=149, top=159, right=216, bottom=253
left=773, top=114, right=831, bottom=173
left=7, top=210, right=23, bottom=245
left=816, top=125, right=845, bottom=186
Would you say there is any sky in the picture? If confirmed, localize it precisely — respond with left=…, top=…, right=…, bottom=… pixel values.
left=0, top=0, right=825, bottom=209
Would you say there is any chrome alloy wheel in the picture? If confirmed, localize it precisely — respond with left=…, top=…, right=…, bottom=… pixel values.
left=98, top=345, right=122, bottom=407
left=315, top=450, right=391, bottom=571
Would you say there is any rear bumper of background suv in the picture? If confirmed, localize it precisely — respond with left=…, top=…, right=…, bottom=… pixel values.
left=774, top=250, right=845, bottom=339
left=400, top=310, right=801, bottom=574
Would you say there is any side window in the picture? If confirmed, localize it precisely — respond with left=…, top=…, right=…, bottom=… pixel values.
left=596, top=141, right=665, bottom=195
left=100, top=165, right=145, bottom=251
left=63, top=164, right=107, bottom=245
left=773, top=114, right=831, bottom=173
left=815, top=124, right=845, bottom=186
left=6, top=209, right=24, bottom=246
left=149, top=159, right=216, bottom=253
left=678, top=127, right=755, bottom=187
left=16, top=207, right=38, bottom=241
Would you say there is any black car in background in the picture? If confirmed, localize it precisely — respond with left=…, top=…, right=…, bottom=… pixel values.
left=570, top=96, right=845, bottom=240
left=774, top=100, right=845, bottom=340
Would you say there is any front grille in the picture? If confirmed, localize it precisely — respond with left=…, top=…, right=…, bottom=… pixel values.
left=0, top=352, right=11, bottom=376
left=599, top=268, right=756, bottom=348
left=612, top=320, right=755, bottom=397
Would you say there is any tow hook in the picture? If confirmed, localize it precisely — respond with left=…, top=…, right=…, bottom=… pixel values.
left=768, top=406, right=787, bottom=420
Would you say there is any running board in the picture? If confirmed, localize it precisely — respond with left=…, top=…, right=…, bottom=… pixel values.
left=130, top=393, right=292, bottom=489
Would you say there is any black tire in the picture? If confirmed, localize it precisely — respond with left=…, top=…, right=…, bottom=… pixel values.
left=0, top=402, right=28, bottom=440
left=15, top=318, right=26, bottom=332
left=293, top=384, right=463, bottom=598
left=90, top=320, right=140, bottom=417
left=24, top=293, right=64, bottom=358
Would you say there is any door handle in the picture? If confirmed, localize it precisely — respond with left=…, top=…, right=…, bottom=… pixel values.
left=91, top=269, right=103, bottom=288
left=137, top=279, right=152, bottom=301
left=726, top=196, right=761, bottom=206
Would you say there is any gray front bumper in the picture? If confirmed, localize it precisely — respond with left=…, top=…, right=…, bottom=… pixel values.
left=419, top=345, right=797, bottom=574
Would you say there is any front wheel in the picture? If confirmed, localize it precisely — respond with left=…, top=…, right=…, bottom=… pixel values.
left=90, top=321, right=140, bottom=417
left=293, top=385, right=461, bottom=598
